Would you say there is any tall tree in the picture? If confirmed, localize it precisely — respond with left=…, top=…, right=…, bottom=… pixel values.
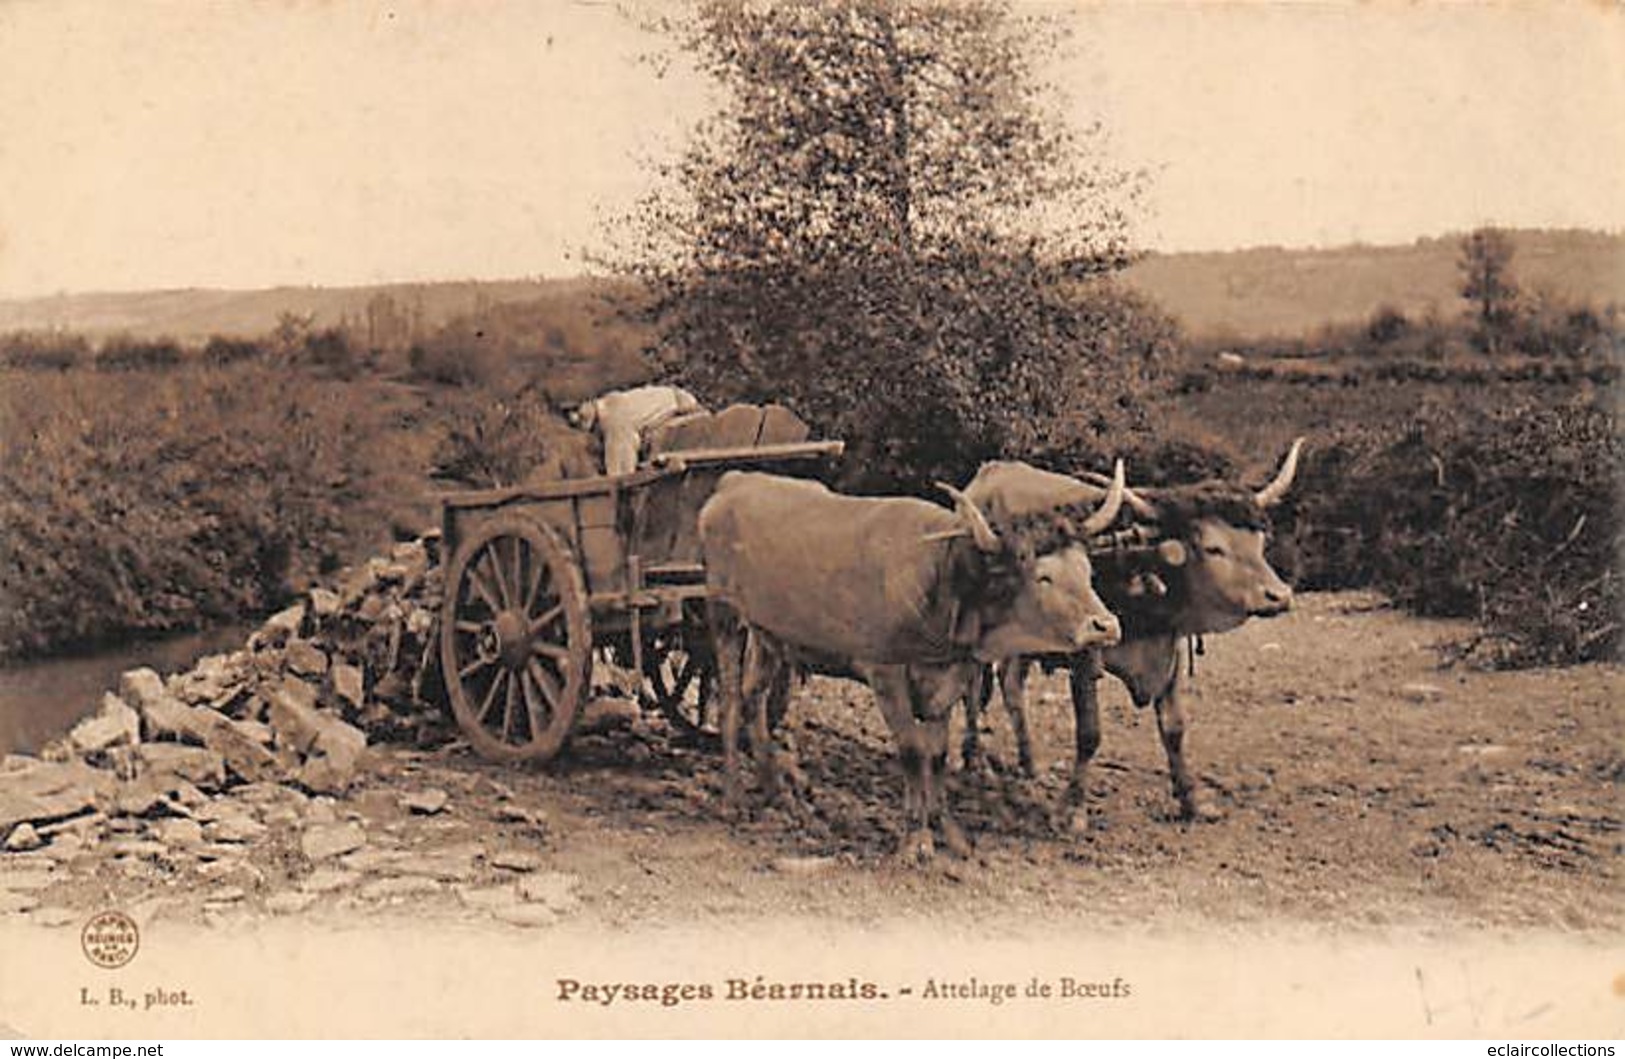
left=612, top=0, right=1169, bottom=490
left=1458, top=227, right=1520, bottom=354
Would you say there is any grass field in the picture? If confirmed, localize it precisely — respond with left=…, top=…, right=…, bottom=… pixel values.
left=0, top=288, right=1616, bottom=669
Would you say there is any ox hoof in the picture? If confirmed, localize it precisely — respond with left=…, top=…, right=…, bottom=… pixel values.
left=896, top=831, right=935, bottom=865
left=938, top=817, right=973, bottom=859
left=1065, top=808, right=1102, bottom=837
left=722, top=782, right=753, bottom=822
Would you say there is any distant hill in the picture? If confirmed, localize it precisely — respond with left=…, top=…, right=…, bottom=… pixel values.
left=0, top=278, right=594, bottom=343
left=1125, top=229, right=1625, bottom=338
left=1, top=229, right=1619, bottom=342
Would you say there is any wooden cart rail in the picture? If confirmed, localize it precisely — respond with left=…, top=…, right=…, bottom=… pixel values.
left=437, top=439, right=844, bottom=512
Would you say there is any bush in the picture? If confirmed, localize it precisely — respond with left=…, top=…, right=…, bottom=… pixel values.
left=428, top=387, right=595, bottom=489
left=201, top=336, right=264, bottom=367
left=94, top=335, right=184, bottom=371
left=0, top=362, right=394, bottom=661
left=0, top=331, right=90, bottom=371
left=1272, top=396, right=1620, bottom=668
left=1366, top=305, right=1411, bottom=345
left=298, top=328, right=360, bottom=378
left=407, top=338, right=502, bottom=389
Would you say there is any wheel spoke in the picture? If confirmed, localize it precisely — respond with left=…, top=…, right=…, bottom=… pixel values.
left=527, top=658, right=564, bottom=711
left=481, top=544, right=513, bottom=610
left=507, top=538, right=526, bottom=606
left=502, top=669, right=520, bottom=744
left=520, top=667, right=551, bottom=741
left=458, top=655, right=495, bottom=681
left=523, top=554, right=548, bottom=613
left=476, top=669, right=507, bottom=728
left=532, top=640, right=572, bottom=666
left=454, top=620, right=485, bottom=635
left=467, top=561, right=503, bottom=615
left=528, top=604, right=563, bottom=637
left=671, top=653, right=698, bottom=697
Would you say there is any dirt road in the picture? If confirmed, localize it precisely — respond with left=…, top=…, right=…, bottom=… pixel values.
left=2, top=592, right=1618, bottom=937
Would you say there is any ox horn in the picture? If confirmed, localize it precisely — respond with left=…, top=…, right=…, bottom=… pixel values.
left=1254, top=436, right=1305, bottom=508
left=1076, top=458, right=1126, bottom=537
left=935, top=482, right=1002, bottom=553
left=1079, top=467, right=1157, bottom=521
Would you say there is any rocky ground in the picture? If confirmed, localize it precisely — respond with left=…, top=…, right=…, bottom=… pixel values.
left=1, top=567, right=1619, bottom=937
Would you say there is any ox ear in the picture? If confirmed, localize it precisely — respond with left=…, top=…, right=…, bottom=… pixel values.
left=1157, top=539, right=1187, bottom=567
left=1255, top=436, right=1305, bottom=508
left=935, top=482, right=1002, bottom=553
left=1077, top=459, right=1126, bottom=537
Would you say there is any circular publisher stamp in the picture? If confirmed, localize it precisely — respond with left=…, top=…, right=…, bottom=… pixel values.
left=81, top=910, right=140, bottom=969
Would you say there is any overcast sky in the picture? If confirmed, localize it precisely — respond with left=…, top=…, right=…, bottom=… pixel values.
left=1, top=1, right=1621, bottom=298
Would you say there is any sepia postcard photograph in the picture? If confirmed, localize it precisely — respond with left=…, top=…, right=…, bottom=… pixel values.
left=0, top=0, right=1620, bottom=1040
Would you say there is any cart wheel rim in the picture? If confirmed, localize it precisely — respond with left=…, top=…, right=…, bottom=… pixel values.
left=644, top=640, right=718, bottom=737
left=441, top=516, right=590, bottom=762
left=642, top=632, right=788, bottom=741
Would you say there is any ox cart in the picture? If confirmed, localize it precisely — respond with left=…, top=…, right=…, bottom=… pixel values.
left=436, top=409, right=841, bottom=763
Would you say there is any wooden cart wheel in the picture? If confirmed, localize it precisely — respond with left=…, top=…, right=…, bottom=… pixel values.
left=641, top=630, right=719, bottom=739
left=642, top=629, right=791, bottom=743
left=440, top=514, right=591, bottom=762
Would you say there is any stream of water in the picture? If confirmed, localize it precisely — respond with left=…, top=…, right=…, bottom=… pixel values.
left=0, top=624, right=253, bottom=757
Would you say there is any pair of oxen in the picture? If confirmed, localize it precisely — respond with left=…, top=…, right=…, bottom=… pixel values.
left=696, top=439, right=1304, bottom=861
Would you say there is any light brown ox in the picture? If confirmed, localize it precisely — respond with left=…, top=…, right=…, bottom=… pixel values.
left=962, top=439, right=1303, bottom=827
left=697, top=463, right=1127, bottom=861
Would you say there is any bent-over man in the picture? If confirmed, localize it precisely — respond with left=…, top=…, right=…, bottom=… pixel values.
left=570, top=384, right=703, bottom=475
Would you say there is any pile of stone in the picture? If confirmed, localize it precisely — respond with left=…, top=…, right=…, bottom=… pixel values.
left=1, top=533, right=449, bottom=858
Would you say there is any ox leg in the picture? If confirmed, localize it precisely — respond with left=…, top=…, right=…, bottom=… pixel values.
left=959, top=664, right=989, bottom=773
left=1064, top=650, right=1104, bottom=835
left=1154, top=676, right=1221, bottom=823
left=916, top=665, right=974, bottom=858
left=741, top=630, right=781, bottom=803
left=999, top=658, right=1037, bottom=778
left=708, top=602, right=749, bottom=812
left=866, top=665, right=935, bottom=862
left=924, top=718, right=971, bottom=858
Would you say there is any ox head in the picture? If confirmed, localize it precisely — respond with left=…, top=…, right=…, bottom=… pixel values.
left=936, top=460, right=1127, bottom=660
left=1113, top=438, right=1303, bottom=634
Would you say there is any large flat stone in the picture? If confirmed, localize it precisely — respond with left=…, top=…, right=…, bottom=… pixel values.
left=331, top=664, right=366, bottom=711
left=0, top=890, right=41, bottom=915
left=298, top=720, right=368, bottom=795
left=359, top=876, right=442, bottom=901
left=266, top=892, right=318, bottom=915
left=517, top=871, right=581, bottom=913
left=135, top=744, right=227, bottom=792
left=388, top=851, right=478, bottom=882
left=3, top=822, right=44, bottom=852
left=491, top=904, right=558, bottom=928
left=260, top=603, right=306, bottom=645
left=285, top=640, right=329, bottom=678
left=203, top=811, right=268, bottom=844
left=300, top=868, right=361, bottom=894
left=0, top=867, right=58, bottom=891
left=266, top=679, right=325, bottom=755
left=0, top=758, right=116, bottom=834
left=69, top=695, right=142, bottom=755
left=488, top=849, right=543, bottom=873
left=301, top=822, right=366, bottom=861
left=194, top=714, right=283, bottom=785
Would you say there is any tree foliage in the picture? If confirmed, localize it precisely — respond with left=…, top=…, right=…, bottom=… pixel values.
left=1458, top=227, right=1521, bottom=354
left=612, top=0, right=1167, bottom=490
